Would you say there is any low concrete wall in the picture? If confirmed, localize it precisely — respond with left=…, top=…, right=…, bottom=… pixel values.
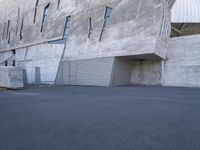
left=0, top=66, right=24, bottom=89
left=163, top=35, right=200, bottom=87
left=130, top=60, right=162, bottom=85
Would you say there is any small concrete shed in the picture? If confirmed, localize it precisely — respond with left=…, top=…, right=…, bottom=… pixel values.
left=0, top=67, right=24, bottom=89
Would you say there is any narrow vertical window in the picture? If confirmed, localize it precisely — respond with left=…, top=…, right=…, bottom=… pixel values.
left=6, top=20, right=10, bottom=40
left=104, top=6, right=113, bottom=27
left=20, top=17, right=24, bottom=41
left=16, top=8, right=20, bottom=35
left=5, top=61, right=8, bottom=66
left=8, top=32, right=10, bottom=44
left=63, top=16, right=71, bottom=39
left=57, top=0, right=61, bottom=10
left=99, top=6, right=113, bottom=41
left=2, top=22, right=6, bottom=40
left=41, top=3, right=50, bottom=32
left=12, top=60, right=16, bottom=66
left=88, top=17, right=93, bottom=38
left=33, top=0, right=39, bottom=23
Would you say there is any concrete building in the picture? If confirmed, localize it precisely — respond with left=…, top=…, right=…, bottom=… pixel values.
left=166, top=0, right=200, bottom=87
left=0, top=0, right=199, bottom=87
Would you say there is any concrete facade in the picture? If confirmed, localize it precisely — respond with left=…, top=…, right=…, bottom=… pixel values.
left=0, top=0, right=200, bottom=87
left=0, top=0, right=170, bottom=59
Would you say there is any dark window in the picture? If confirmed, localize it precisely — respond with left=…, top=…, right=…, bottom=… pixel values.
left=57, top=0, right=61, bottom=10
left=12, top=49, right=16, bottom=55
left=63, top=16, right=71, bottom=38
left=5, top=61, right=8, bottom=66
left=8, top=32, right=10, bottom=44
left=2, top=22, right=6, bottom=40
left=99, top=6, right=113, bottom=41
left=88, top=17, right=93, bottom=38
left=6, top=20, right=10, bottom=40
left=20, top=17, right=24, bottom=40
left=35, top=0, right=39, bottom=8
left=13, top=60, right=16, bottom=66
left=33, top=0, right=39, bottom=23
left=41, top=3, right=50, bottom=32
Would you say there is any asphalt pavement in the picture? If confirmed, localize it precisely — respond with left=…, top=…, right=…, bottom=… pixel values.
left=0, top=85, right=200, bottom=150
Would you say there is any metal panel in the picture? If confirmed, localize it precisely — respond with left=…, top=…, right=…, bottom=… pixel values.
left=69, top=61, right=77, bottom=85
left=58, top=57, right=115, bottom=86
left=171, top=0, right=200, bottom=23
left=76, top=58, right=114, bottom=86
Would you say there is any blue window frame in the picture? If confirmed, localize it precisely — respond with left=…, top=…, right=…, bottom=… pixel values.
left=99, top=6, right=113, bottom=41
left=63, top=16, right=71, bottom=38
left=104, top=6, right=113, bottom=27
left=41, top=3, right=50, bottom=32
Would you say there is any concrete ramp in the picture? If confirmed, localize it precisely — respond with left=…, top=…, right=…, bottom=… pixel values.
left=0, top=67, right=24, bottom=89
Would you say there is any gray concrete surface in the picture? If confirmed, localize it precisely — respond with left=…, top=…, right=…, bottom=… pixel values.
left=0, top=85, right=200, bottom=150
left=131, top=60, right=162, bottom=86
left=0, top=66, right=24, bottom=89
left=163, top=34, right=200, bottom=87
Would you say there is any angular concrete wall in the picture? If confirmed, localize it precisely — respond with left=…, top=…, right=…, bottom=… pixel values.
left=163, top=34, right=200, bottom=87
left=0, top=42, right=65, bottom=85
left=0, top=66, right=24, bottom=89
left=110, top=57, right=133, bottom=86
left=0, top=0, right=170, bottom=60
left=0, top=51, right=13, bottom=66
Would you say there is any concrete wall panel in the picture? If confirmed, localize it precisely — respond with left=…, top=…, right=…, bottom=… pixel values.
left=131, top=60, right=162, bottom=85
left=111, top=57, right=133, bottom=86
left=13, top=43, right=65, bottom=84
left=163, top=34, right=200, bottom=87
left=0, top=66, right=24, bottom=89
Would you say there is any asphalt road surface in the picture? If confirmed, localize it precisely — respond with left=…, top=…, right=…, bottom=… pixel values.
left=0, top=85, right=200, bottom=150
